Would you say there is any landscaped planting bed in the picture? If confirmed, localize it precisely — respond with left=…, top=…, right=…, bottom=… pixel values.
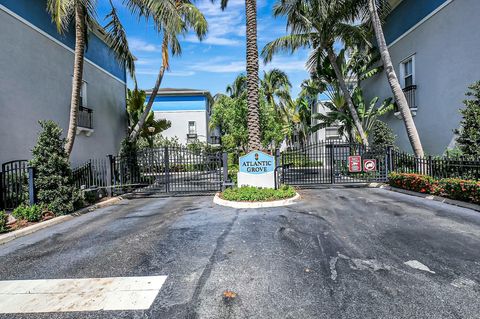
left=389, top=172, right=480, bottom=204
left=220, top=185, right=296, bottom=202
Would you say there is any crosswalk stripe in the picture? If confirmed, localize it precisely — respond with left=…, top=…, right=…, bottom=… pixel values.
left=0, top=276, right=167, bottom=313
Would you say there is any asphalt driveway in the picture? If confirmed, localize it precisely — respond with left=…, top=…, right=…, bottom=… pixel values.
left=0, top=188, right=479, bottom=318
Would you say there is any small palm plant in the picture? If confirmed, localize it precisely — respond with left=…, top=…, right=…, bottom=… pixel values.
left=127, top=89, right=171, bottom=148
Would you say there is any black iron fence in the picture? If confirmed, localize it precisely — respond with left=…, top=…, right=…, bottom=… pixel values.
left=72, top=158, right=109, bottom=190
left=402, top=85, right=417, bottom=109
left=5, top=143, right=478, bottom=211
left=280, top=142, right=389, bottom=185
left=0, top=160, right=29, bottom=210
left=391, top=150, right=480, bottom=180
left=78, top=106, right=93, bottom=129
left=72, top=146, right=226, bottom=196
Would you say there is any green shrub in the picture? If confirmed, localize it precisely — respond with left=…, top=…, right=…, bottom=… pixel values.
left=221, top=185, right=296, bottom=202
left=228, top=164, right=239, bottom=184
left=370, top=120, right=397, bottom=152
left=434, top=178, right=480, bottom=204
left=388, top=172, right=435, bottom=193
left=12, top=204, right=43, bottom=222
left=388, top=172, right=480, bottom=204
left=0, top=210, right=8, bottom=233
left=454, top=81, right=480, bottom=157
left=30, top=121, right=78, bottom=215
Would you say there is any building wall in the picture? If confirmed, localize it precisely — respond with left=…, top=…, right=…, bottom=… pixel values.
left=150, top=94, right=215, bottom=145
left=153, top=111, right=208, bottom=145
left=362, top=0, right=480, bottom=155
left=0, top=4, right=127, bottom=167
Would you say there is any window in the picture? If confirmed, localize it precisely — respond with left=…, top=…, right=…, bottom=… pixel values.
left=400, top=55, right=415, bottom=88
left=74, top=79, right=88, bottom=107
left=188, top=121, right=196, bottom=134
left=325, top=126, right=340, bottom=139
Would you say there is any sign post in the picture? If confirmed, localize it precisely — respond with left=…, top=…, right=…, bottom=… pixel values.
left=238, top=151, right=275, bottom=188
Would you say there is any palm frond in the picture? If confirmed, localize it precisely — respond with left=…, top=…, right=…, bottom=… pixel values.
left=46, top=0, right=75, bottom=33
left=261, top=34, right=311, bottom=63
left=104, top=0, right=136, bottom=78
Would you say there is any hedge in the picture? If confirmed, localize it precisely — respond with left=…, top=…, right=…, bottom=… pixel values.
left=388, top=172, right=480, bottom=204
left=221, top=185, right=296, bottom=202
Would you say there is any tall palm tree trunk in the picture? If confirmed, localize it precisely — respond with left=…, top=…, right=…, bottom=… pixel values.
left=129, top=66, right=166, bottom=141
left=129, top=37, right=168, bottom=142
left=368, top=0, right=424, bottom=157
left=65, top=4, right=86, bottom=156
left=326, top=47, right=369, bottom=146
left=245, top=0, right=262, bottom=151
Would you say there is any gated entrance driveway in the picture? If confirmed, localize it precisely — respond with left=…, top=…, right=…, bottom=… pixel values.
left=1, top=188, right=479, bottom=318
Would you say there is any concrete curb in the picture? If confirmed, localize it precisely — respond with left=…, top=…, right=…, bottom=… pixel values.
left=0, top=196, right=124, bottom=245
left=380, top=185, right=480, bottom=212
left=213, top=193, right=301, bottom=209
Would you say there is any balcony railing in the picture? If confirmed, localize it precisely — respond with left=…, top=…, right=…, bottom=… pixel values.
left=402, top=85, right=417, bottom=109
left=78, top=106, right=93, bottom=129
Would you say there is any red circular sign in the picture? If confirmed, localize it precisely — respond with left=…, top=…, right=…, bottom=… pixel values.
left=363, top=159, right=377, bottom=171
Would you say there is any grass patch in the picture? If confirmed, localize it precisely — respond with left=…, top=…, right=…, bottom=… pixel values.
left=221, top=185, right=296, bottom=202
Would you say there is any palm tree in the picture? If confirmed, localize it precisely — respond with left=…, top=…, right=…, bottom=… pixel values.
left=127, top=88, right=171, bottom=148
left=261, top=69, right=291, bottom=112
left=262, top=0, right=370, bottom=146
left=47, top=0, right=159, bottom=156
left=313, top=87, right=394, bottom=143
left=226, top=74, right=247, bottom=98
left=215, top=0, right=262, bottom=151
left=129, top=0, right=207, bottom=142
left=366, top=0, right=424, bottom=157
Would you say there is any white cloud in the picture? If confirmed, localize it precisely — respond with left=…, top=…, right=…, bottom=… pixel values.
left=190, top=59, right=246, bottom=73
left=129, top=38, right=160, bottom=52
left=263, top=56, right=308, bottom=72
left=185, top=54, right=308, bottom=74
left=184, top=0, right=246, bottom=46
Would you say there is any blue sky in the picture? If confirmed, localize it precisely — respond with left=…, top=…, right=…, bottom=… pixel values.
left=97, top=0, right=310, bottom=97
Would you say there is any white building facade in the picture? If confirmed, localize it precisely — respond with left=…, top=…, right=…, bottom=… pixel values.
left=362, top=0, right=480, bottom=155
left=148, top=89, right=220, bottom=145
left=0, top=0, right=128, bottom=167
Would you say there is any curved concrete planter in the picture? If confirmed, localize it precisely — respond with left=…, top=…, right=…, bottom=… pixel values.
left=213, top=192, right=301, bottom=209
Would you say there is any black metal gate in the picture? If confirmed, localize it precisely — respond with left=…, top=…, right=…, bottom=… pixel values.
left=0, top=160, right=28, bottom=210
left=280, top=141, right=389, bottom=186
left=110, top=146, right=224, bottom=195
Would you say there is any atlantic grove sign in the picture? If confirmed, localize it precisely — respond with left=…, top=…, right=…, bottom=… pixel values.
left=238, top=151, right=275, bottom=188
left=239, top=151, right=275, bottom=174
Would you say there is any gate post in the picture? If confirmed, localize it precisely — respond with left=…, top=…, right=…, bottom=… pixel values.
left=275, top=149, right=280, bottom=168
left=28, top=166, right=36, bottom=206
left=222, top=152, right=228, bottom=191
left=327, top=144, right=335, bottom=184
left=164, top=147, right=170, bottom=193
left=428, top=155, right=433, bottom=177
left=106, top=155, right=113, bottom=197
left=0, top=171, right=4, bottom=210
left=275, top=149, right=281, bottom=186
left=386, top=146, right=394, bottom=173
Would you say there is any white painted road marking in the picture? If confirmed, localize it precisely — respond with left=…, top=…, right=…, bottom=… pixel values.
left=0, top=276, right=167, bottom=313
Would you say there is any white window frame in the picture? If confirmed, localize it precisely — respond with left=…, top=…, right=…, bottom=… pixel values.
left=80, top=81, right=87, bottom=107
left=399, top=54, right=415, bottom=88
left=325, top=126, right=340, bottom=139
left=188, top=121, right=196, bottom=135
left=73, top=77, right=88, bottom=107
